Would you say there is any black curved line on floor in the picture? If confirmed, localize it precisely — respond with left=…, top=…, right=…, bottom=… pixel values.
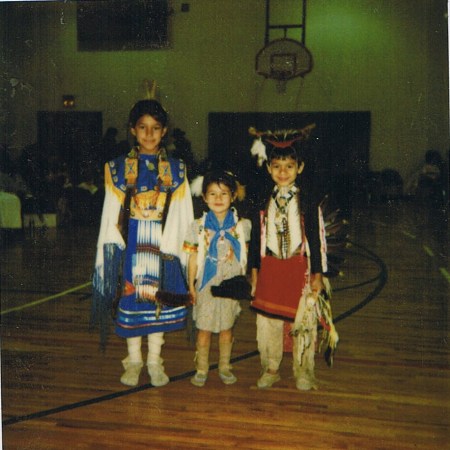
left=332, top=247, right=386, bottom=293
left=3, top=239, right=387, bottom=427
left=333, top=240, right=388, bottom=324
left=1, top=288, right=92, bottom=297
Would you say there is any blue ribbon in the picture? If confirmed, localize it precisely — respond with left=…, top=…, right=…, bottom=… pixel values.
left=200, top=210, right=241, bottom=290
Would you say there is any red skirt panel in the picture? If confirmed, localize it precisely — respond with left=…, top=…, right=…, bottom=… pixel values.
left=252, top=254, right=308, bottom=320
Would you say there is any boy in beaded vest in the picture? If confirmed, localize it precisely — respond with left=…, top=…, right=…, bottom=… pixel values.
left=248, top=126, right=328, bottom=390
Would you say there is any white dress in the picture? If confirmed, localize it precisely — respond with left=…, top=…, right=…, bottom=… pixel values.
left=184, top=216, right=251, bottom=333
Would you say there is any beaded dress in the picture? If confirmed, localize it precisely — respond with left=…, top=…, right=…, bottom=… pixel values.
left=92, top=151, right=194, bottom=338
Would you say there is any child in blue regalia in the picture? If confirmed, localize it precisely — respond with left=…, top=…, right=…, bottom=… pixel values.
left=92, top=100, right=194, bottom=387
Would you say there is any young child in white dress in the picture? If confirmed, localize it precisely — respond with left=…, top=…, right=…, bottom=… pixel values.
left=183, top=171, right=251, bottom=387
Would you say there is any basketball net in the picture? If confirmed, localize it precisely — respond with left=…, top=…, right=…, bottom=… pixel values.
left=272, top=72, right=289, bottom=94
left=255, top=38, right=313, bottom=94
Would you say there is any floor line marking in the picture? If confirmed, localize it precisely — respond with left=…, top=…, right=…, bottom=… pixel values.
left=439, top=268, right=450, bottom=284
left=2, top=352, right=259, bottom=427
left=2, top=241, right=387, bottom=426
left=401, top=230, right=416, bottom=239
left=370, top=220, right=388, bottom=227
left=1, top=282, right=92, bottom=315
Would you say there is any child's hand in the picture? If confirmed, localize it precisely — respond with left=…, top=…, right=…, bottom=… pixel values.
left=189, top=286, right=197, bottom=305
left=311, top=273, right=325, bottom=298
left=251, top=269, right=258, bottom=297
left=187, top=253, right=198, bottom=304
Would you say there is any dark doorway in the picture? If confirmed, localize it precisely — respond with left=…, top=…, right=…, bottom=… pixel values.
left=37, top=111, right=102, bottom=183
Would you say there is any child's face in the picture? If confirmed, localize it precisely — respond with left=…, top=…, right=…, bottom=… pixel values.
left=131, top=114, right=167, bottom=154
left=203, top=182, right=235, bottom=220
left=267, top=157, right=304, bottom=187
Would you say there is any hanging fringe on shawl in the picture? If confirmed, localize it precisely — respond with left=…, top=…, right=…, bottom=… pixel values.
left=290, top=277, right=339, bottom=368
left=90, top=243, right=124, bottom=349
left=291, top=292, right=317, bottom=367
left=316, top=287, right=339, bottom=367
left=288, top=195, right=344, bottom=365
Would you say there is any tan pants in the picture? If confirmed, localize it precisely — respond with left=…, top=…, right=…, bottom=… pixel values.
left=256, top=314, right=285, bottom=372
left=256, top=312, right=316, bottom=375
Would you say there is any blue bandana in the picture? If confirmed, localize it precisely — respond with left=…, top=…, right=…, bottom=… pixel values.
left=200, top=210, right=241, bottom=290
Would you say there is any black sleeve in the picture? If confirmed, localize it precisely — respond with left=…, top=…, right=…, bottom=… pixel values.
left=248, top=211, right=261, bottom=270
left=303, top=193, right=326, bottom=275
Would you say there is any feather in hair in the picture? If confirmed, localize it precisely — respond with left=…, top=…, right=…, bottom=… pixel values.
left=250, top=137, right=267, bottom=167
left=235, top=182, right=246, bottom=201
left=190, top=175, right=204, bottom=197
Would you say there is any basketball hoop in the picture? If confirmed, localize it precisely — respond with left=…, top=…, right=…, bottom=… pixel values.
left=255, top=38, right=313, bottom=93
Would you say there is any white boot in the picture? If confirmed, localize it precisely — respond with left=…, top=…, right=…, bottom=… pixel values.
left=147, top=357, right=170, bottom=387
left=147, top=333, right=169, bottom=387
left=120, top=356, right=143, bottom=386
left=120, top=337, right=143, bottom=386
left=191, top=343, right=210, bottom=387
left=218, top=341, right=237, bottom=385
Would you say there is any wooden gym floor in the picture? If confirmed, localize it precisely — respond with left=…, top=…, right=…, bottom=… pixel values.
left=1, top=200, right=449, bottom=449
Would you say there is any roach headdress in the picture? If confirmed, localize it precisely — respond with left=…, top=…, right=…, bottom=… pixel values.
left=249, top=124, right=316, bottom=166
